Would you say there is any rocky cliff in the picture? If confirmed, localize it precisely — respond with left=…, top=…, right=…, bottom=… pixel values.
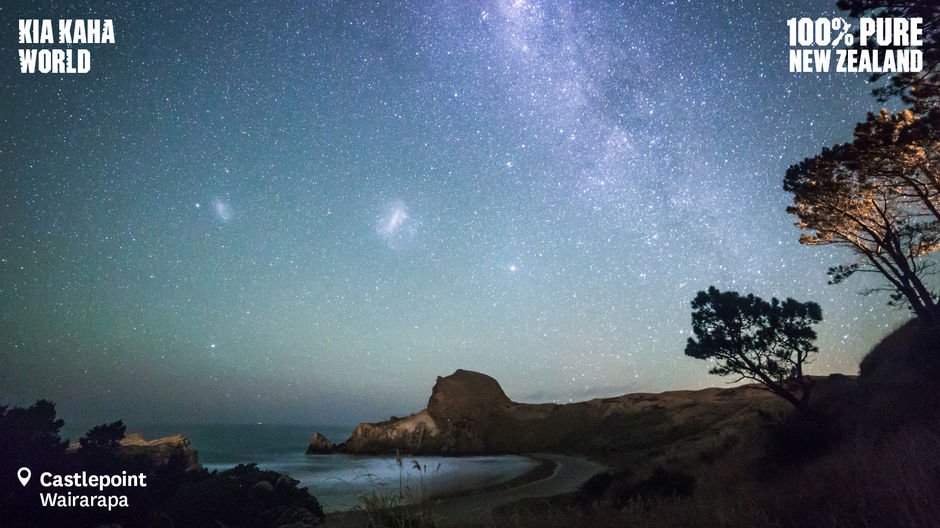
left=120, top=433, right=201, bottom=471
left=315, top=369, right=788, bottom=465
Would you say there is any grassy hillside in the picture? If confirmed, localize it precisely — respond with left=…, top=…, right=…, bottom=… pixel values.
left=446, top=319, right=940, bottom=528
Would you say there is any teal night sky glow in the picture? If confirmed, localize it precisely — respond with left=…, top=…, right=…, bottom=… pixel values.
left=1, top=0, right=908, bottom=426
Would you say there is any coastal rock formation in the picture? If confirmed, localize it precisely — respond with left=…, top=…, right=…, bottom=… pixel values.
left=342, top=370, right=518, bottom=453
left=344, top=408, right=442, bottom=452
left=119, top=433, right=201, bottom=471
left=329, top=369, right=788, bottom=465
left=306, top=432, right=335, bottom=454
left=427, top=369, right=513, bottom=422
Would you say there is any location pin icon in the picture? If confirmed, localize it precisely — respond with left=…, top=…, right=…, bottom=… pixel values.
left=17, top=467, right=31, bottom=486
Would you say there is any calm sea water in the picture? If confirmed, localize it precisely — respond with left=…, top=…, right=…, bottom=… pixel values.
left=117, top=423, right=541, bottom=512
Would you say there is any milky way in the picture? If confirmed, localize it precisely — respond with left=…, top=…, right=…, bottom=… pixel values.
left=0, top=0, right=911, bottom=426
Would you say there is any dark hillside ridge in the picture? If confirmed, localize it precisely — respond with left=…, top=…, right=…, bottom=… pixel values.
left=309, top=369, right=788, bottom=473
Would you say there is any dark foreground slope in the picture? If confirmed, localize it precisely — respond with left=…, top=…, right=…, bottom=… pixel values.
left=319, top=320, right=940, bottom=527
left=453, top=320, right=940, bottom=528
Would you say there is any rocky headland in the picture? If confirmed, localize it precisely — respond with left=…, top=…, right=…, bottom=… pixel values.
left=118, top=432, right=202, bottom=471
left=308, top=369, right=789, bottom=471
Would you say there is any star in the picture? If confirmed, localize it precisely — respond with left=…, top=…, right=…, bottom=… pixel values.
left=0, top=0, right=905, bottom=426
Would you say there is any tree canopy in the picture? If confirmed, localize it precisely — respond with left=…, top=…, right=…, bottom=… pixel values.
left=685, top=287, right=822, bottom=411
left=785, top=0, right=940, bottom=321
left=836, top=0, right=939, bottom=113
left=79, top=420, right=127, bottom=451
left=785, top=110, right=940, bottom=319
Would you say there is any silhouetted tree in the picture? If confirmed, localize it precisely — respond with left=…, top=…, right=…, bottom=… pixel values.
left=0, top=400, right=68, bottom=467
left=0, top=401, right=326, bottom=528
left=836, top=0, right=939, bottom=113
left=685, top=287, right=822, bottom=412
left=79, top=420, right=126, bottom=451
left=0, top=400, right=69, bottom=525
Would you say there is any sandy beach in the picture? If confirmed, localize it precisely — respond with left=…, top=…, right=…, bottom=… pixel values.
left=326, top=454, right=607, bottom=525
left=429, top=454, right=607, bottom=517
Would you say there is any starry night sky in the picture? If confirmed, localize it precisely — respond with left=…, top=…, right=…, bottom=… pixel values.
left=0, top=0, right=911, bottom=426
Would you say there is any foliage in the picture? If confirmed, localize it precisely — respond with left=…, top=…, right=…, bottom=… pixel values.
left=836, top=0, right=939, bottom=113
left=0, top=400, right=325, bottom=528
left=784, top=111, right=940, bottom=319
left=0, top=399, right=68, bottom=481
left=685, top=287, right=822, bottom=411
left=0, top=399, right=67, bottom=451
left=79, top=419, right=127, bottom=450
left=786, top=0, right=940, bottom=320
left=356, top=453, right=439, bottom=528
left=155, top=463, right=325, bottom=528
left=852, top=109, right=940, bottom=226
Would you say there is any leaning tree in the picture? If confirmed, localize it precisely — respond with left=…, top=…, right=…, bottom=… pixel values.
left=786, top=0, right=940, bottom=320
left=685, top=287, right=822, bottom=412
left=785, top=126, right=939, bottom=319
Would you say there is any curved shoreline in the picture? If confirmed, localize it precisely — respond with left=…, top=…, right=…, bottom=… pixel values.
left=428, top=454, right=607, bottom=517
left=426, top=456, right=559, bottom=502
left=326, top=454, right=606, bottom=524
